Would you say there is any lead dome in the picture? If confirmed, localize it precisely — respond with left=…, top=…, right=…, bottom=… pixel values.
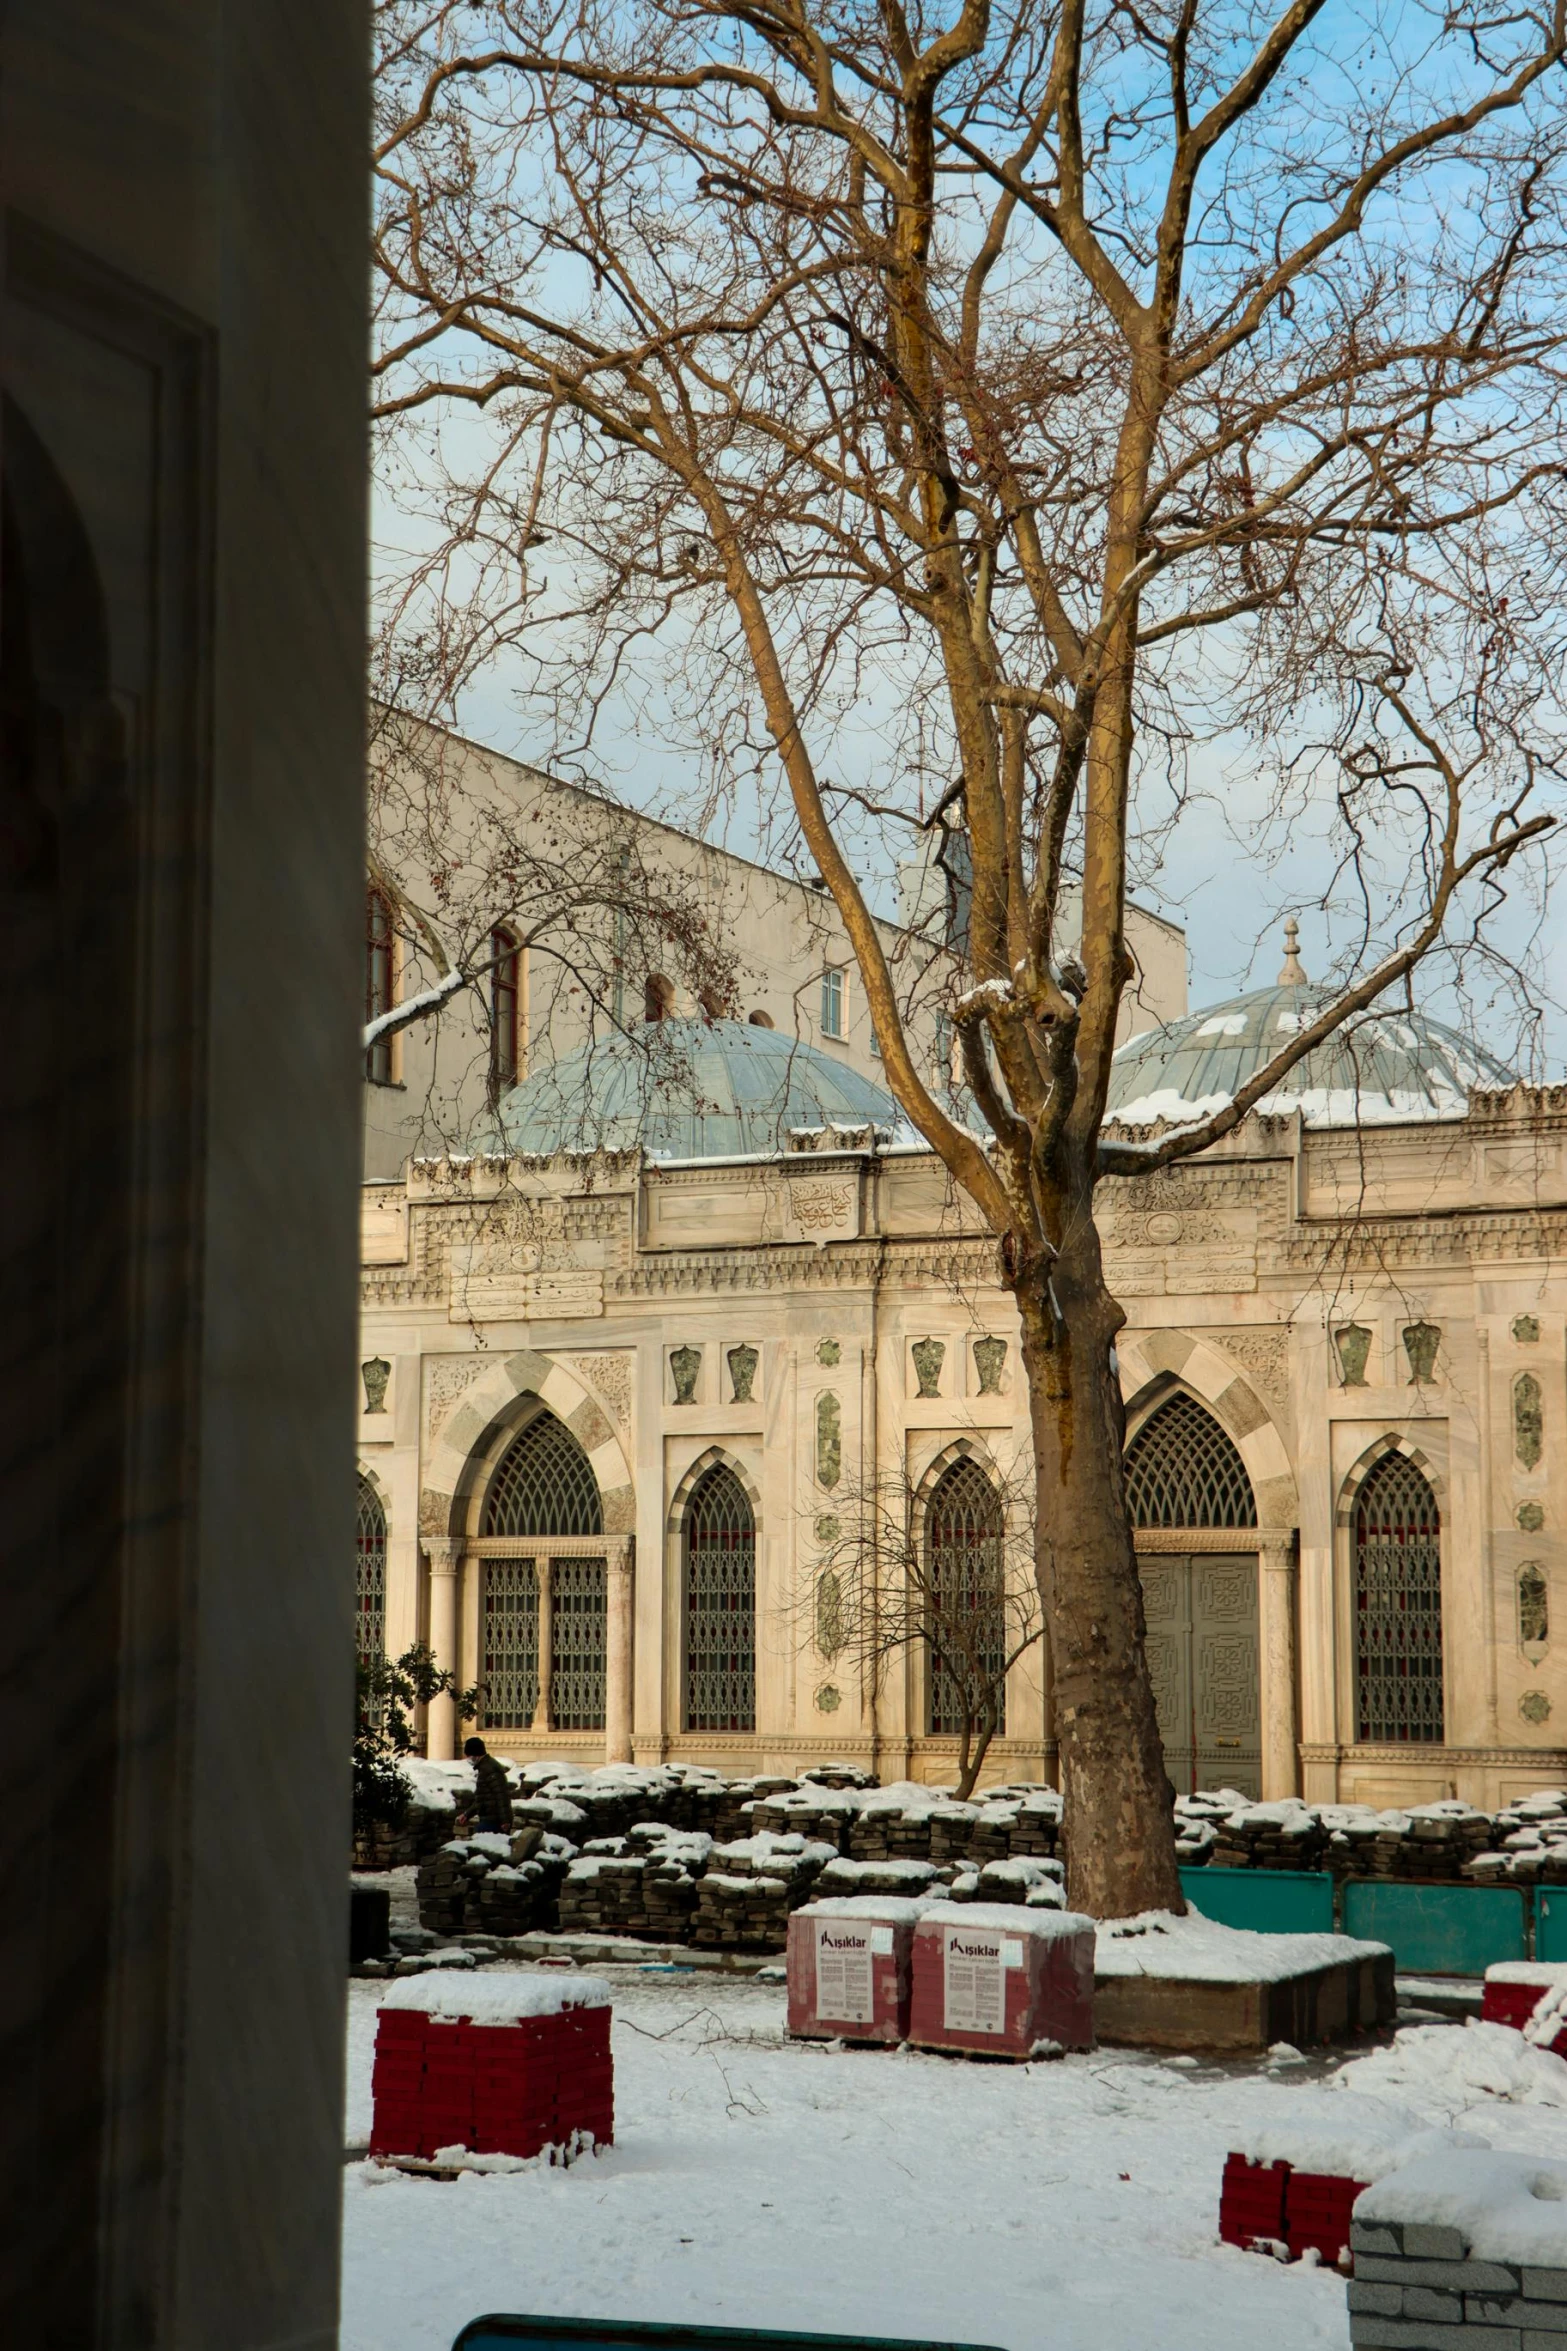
left=1105, top=925, right=1516, bottom=1131
left=493, top=1016, right=907, bottom=1160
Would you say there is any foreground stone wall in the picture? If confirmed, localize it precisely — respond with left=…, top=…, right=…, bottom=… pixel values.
left=1350, top=2217, right=1567, bottom=2348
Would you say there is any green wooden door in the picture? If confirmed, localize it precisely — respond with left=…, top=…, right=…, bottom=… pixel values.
left=1139, top=1552, right=1261, bottom=1797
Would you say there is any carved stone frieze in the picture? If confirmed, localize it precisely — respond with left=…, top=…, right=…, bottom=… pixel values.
left=567, top=1351, right=633, bottom=1432
left=424, top=1354, right=492, bottom=1433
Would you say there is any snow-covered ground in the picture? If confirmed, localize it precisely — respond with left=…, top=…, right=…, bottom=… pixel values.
left=340, top=1969, right=1567, bottom=2351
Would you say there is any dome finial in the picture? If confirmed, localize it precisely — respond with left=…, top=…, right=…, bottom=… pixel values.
left=1278, top=916, right=1307, bottom=985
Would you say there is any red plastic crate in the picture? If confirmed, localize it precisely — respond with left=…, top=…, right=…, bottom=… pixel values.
left=1482, top=1968, right=1567, bottom=2054
left=1285, top=2172, right=1363, bottom=2265
left=1219, top=2154, right=1289, bottom=2247
left=371, top=1995, right=615, bottom=2164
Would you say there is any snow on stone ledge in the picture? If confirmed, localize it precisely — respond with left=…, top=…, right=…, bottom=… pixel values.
left=1228, top=2089, right=1487, bottom=2183
left=1094, top=1908, right=1389, bottom=1984
left=1357, top=2148, right=1567, bottom=2265
left=380, top=1972, right=612, bottom=2021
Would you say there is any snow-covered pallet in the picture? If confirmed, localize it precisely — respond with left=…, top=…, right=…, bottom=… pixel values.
left=369, top=1974, right=613, bottom=2163
left=909, top=1900, right=1095, bottom=2058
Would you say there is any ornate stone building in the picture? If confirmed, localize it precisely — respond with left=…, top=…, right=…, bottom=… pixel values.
left=357, top=948, right=1567, bottom=1813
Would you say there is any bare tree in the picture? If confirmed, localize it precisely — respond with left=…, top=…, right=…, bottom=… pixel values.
left=370, top=0, right=1567, bottom=1911
left=810, top=1447, right=1044, bottom=1800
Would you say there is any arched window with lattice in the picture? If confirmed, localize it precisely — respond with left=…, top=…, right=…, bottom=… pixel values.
left=683, top=1463, right=756, bottom=1732
left=1354, top=1451, right=1443, bottom=1744
left=355, top=1474, right=386, bottom=1667
left=925, top=1456, right=1007, bottom=1736
left=1123, top=1392, right=1257, bottom=1529
left=479, top=1409, right=605, bottom=1732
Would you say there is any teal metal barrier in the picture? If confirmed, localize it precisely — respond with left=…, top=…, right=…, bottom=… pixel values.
left=1341, top=1879, right=1526, bottom=1975
left=1179, top=1866, right=1335, bottom=1934
left=1537, top=1888, right=1567, bottom=1963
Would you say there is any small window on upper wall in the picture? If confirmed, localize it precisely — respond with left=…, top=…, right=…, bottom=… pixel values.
left=365, top=886, right=394, bottom=1084
left=489, top=925, right=520, bottom=1098
left=748, top=1009, right=774, bottom=1028
left=821, top=966, right=846, bottom=1039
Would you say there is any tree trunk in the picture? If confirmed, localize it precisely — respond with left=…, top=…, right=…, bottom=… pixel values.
left=1015, top=1226, right=1184, bottom=1920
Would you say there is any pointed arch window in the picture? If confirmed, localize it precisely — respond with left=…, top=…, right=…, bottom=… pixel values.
left=483, top=1410, right=603, bottom=1537
left=925, top=1456, right=1007, bottom=1735
left=355, top=1474, right=386, bottom=1667
left=683, top=1463, right=756, bottom=1732
left=479, top=1409, right=605, bottom=1733
left=1124, top=1392, right=1257, bottom=1528
left=1354, top=1451, right=1444, bottom=1744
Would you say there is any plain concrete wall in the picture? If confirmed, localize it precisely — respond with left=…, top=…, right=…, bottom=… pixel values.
left=1, top=6, right=366, bottom=2345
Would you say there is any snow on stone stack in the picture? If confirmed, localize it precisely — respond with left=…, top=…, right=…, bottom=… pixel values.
left=926, top=1801, right=982, bottom=1862
left=847, top=1783, right=944, bottom=1862
left=1210, top=1798, right=1328, bottom=1872
left=418, top=1835, right=527, bottom=1936
left=787, top=1895, right=931, bottom=2045
left=370, top=1971, right=613, bottom=2164
left=1467, top=1789, right=1567, bottom=1884
left=690, top=1833, right=837, bottom=1949
left=816, top=1856, right=939, bottom=1903
left=555, top=1826, right=712, bottom=1939
left=1350, top=2149, right=1567, bottom=2349
left=908, top=1899, right=1095, bottom=2058
left=710, top=1775, right=799, bottom=1843
left=749, top=1783, right=864, bottom=1853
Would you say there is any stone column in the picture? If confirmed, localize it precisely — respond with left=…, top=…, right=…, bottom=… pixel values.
left=605, top=1543, right=635, bottom=1764
left=424, top=1539, right=463, bottom=1759
left=1259, top=1533, right=1299, bottom=1799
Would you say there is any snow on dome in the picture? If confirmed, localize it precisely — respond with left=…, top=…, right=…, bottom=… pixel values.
left=1105, top=935, right=1514, bottom=1135
left=492, top=1016, right=911, bottom=1161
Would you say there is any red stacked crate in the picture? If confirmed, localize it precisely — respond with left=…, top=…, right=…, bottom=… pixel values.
left=786, top=1897, right=927, bottom=2045
left=370, top=1976, right=613, bottom=2163
left=908, top=1902, right=1095, bottom=2058
left=1284, top=2170, right=1363, bottom=2267
left=1483, top=1963, right=1567, bottom=2051
left=1218, top=2153, right=1289, bottom=2250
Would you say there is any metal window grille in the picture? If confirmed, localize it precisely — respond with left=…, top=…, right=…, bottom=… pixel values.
left=821, top=966, right=844, bottom=1038
left=355, top=1475, right=386, bottom=1667
left=550, top=1557, right=607, bottom=1729
left=483, top=1409, right=603, bottom=1537
left=1355, top=1451, right=1444, bottom=1744
left=925, top=1457, right=1007, bottom=1736
left=489, top=926, right=520, bottom=1095
left=683, top=1464, right=756, bottom=1731
left=480, top=1558, right=540, bottom=1730
left=1124, top=1392, right=1257, bottom=1529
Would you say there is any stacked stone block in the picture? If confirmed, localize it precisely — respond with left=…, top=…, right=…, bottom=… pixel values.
left=1349, top=2217, right=1567, bottom=2349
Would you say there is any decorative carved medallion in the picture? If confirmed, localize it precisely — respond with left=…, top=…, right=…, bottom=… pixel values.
left=1521, top=1689, right=1553, bottom=1726
left=973, top=1335, right=1007, bottom=1395
left=1514, top=1314, right=1542, bottom=1344
left=1402, top=1322, right=1441, bottom=1384
left=727, top=1343, right=759, bottom=1404
left=361, top=1357, right=390, bottom=1414
left=670, top=1344, right=702, bottom=1405
left=1516, top=1372, right=1544, bottom=1470
left=912, top=1337, right=945, bottom=1398
left=1334, top=1325, right=1372, bottom=1387
left=816, top=1337, right=841, bottom=1367
left=816, top=1392, right=842, bottom=1488
left=815, top=1683, right=842, bottom=1713
left=1519, top=1501, right=1546, bottom=1533
left=814, top=1513, right=840, bottom=1544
